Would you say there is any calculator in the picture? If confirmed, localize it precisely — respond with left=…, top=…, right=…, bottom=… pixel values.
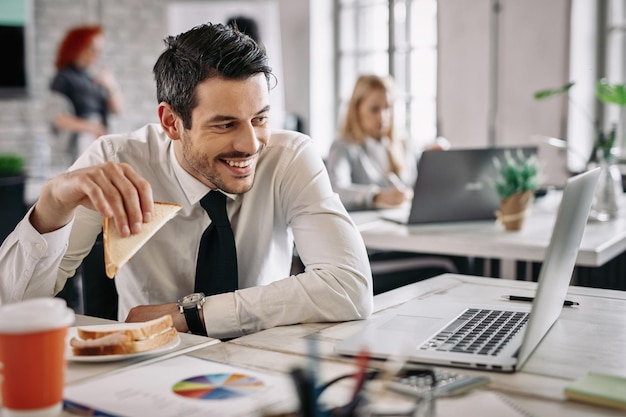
left=388, top=366, right=490, bottom=398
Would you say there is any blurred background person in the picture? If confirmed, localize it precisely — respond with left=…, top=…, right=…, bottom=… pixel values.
left=326, top=74, right=418, bottom=211
left=47, top=25, right=123, bottom=313
left=48, top=24, right=123, bottom=167
left=327, top=74, right=461, bottom=294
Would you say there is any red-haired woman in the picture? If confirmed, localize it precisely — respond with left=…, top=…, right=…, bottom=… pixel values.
left=49, top=25, right=123, bottom=163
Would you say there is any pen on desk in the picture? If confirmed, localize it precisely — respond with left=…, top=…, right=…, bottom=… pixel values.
left=504, top=295, right=580, bottom=306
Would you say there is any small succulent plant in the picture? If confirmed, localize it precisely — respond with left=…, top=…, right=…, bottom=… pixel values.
left=493, top=151, right=540, bottom=200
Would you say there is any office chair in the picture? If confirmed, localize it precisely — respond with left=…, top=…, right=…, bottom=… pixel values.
left=369, top=251, right=461, bottom=295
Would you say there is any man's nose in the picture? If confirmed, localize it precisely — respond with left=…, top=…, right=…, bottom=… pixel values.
left=234, top=124, right=261, bottom=154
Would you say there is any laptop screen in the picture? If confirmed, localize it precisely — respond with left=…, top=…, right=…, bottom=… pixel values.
left=407, top=147, right=537, bottom=224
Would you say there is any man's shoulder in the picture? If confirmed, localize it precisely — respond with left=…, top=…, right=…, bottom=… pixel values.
left=102, top=123, right=166, bottom=143
left=268, top=129, right=310, bottom=148
left=99, top=124, right=170, bottom=158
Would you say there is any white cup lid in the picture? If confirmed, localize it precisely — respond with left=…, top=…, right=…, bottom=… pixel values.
left=0, top=298, right=75, bottom=334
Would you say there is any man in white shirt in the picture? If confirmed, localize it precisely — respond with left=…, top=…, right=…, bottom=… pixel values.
left=0, top=23, right=373, bottom=339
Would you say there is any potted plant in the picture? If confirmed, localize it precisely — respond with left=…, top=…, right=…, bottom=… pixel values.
left=0, top=152, right=27, bottom=243
left=493, top=150, right=540, bottom=231
left=534, top=79, right=626, bottom=161
left=535, top=80, right=626, bottom=221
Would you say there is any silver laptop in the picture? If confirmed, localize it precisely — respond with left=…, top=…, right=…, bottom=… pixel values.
left=337, top=168, right=600, bottom=372
left=398, top=147, right=537, bottom=224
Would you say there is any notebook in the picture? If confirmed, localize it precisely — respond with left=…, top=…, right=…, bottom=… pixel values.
left=390, top=147, right=537, bottom=224
left=336, top=168, right=601, bottom=372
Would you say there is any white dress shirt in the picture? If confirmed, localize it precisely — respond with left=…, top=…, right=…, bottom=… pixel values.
left=0, top=124, right=373, bottom=338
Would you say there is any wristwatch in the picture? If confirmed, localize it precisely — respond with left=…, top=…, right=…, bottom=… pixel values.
left=176, top=292, right=207, bottom=336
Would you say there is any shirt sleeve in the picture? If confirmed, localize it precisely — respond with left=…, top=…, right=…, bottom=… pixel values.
left=202, top=135, right=374, bottom=339
left=0, top=206, right=75, bottom=304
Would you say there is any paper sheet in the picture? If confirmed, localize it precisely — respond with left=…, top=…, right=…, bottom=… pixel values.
left=64, top=355, right=297, bottom=417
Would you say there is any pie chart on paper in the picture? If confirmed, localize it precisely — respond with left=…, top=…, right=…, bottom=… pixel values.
left=172, top=373, right=266, bottom=400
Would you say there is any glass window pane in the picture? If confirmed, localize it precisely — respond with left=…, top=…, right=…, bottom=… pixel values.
left=357, top=52, right=389, bottom=75
left=411, top=0, right=437, bottom=47
left=334, top=0, right=438, bottom=150
left=394, top=52, right=408, bottom=94
left=394, top=97, right=409, bottom=140
left=411, top=99, right=437, bottom=147
left=411, top=48, right=437, bottom=100
left=360, top=0, right=387, bottom=6
left=358, top=4, right=389, bottom=51
left=394, top=0, right=408, bottom=50
left=339, top=6, right=356, bottom=52
left=339, top=56, right=358, bottom=100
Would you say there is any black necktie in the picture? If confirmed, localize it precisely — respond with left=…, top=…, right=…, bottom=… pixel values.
left=194, top=191, right=238, bottom=295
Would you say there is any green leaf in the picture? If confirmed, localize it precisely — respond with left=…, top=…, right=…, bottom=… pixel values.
left=595, top=79, right=626, bottom=107
left=492, top=152, right=540, bottom=200
left=533, top=82, right=575, bottom=100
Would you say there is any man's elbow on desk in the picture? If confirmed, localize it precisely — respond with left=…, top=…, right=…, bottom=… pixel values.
left=315, top=267, right=374, bottom=321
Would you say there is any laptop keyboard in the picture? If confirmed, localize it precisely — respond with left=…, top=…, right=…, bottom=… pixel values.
left=419, top=309, right=529, bottom=356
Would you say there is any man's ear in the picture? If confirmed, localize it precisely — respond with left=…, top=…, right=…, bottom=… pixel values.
left=158, top=102, right=182, bottom=140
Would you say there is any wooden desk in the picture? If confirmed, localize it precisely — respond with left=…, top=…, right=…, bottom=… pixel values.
left=351, top=191, right=626, bottom=283
left=54, top=276, right=626, bottom=416
left=208, top=274, right=626, bottom=417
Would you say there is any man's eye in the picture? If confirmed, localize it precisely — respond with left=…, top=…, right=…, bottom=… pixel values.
left=216, top=122, right=235, bottom=129
left=253, top=116, right=268, bottom=125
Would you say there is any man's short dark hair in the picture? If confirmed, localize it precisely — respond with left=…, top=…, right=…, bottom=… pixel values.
left=153, top=22, right=273, bottom=129
left=226, top=16, right=261, bottom=43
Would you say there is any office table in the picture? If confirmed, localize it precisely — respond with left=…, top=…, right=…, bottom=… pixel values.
left=351, top=191, right=626, bottom=281
left=210, top=274, right=626, bottom=417
left=47, top=274, right=626, bottom=416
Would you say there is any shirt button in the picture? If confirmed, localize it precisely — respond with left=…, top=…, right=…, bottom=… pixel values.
left=35, top=243, right=43, bottom=251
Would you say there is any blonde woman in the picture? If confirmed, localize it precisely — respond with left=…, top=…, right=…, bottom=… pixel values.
left=327, top=75, right=461, bottom=293
left=326, top=75, right=417, bottom=210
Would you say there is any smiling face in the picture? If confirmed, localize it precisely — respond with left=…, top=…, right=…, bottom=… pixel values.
left=163, top=73, right=271, bottom=194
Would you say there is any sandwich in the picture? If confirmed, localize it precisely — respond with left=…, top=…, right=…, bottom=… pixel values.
left=69, top=314, right=178, bottom=356
left=103, top=201, right=182, bottom=278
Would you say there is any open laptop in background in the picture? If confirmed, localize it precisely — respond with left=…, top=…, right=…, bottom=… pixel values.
left=387, top=147, right=538, bottom=224
left=336, top=168, right=600, bottom=372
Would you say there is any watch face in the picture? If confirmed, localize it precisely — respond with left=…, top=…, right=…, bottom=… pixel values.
left=178, top=292, right=205, bottom=307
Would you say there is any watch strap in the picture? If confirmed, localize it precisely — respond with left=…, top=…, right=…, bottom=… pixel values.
left=182, top=306, right=207, bottom=336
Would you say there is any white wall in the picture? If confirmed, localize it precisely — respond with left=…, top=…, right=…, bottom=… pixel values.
left=438, top=0, right=571, bottom=149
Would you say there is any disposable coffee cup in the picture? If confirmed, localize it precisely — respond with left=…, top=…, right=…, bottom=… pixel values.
left=0, top=298, right=75, bottom=417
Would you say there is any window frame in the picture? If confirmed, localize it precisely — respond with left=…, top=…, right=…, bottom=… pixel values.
left=334, top=0, right=438, bottom=152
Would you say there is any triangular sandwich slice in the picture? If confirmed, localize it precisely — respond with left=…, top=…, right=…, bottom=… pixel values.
left=103, top=201, right=182, bottom=278
left=69, top=314, right=179, bottom=356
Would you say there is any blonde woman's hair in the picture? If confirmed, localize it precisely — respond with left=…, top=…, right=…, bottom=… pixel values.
left=340, top=74, right=405, bottom=175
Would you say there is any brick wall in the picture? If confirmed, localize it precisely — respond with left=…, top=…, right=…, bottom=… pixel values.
left=0, top=0, right=310, bottom=176
left=0, top=0, right=172, bottom=169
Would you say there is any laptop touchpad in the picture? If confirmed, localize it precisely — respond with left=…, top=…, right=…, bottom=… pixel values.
left=379, top=314, right=446, bottom=339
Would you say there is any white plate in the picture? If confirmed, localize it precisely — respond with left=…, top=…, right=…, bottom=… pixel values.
left=66, top=325, right=181, bottom=362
